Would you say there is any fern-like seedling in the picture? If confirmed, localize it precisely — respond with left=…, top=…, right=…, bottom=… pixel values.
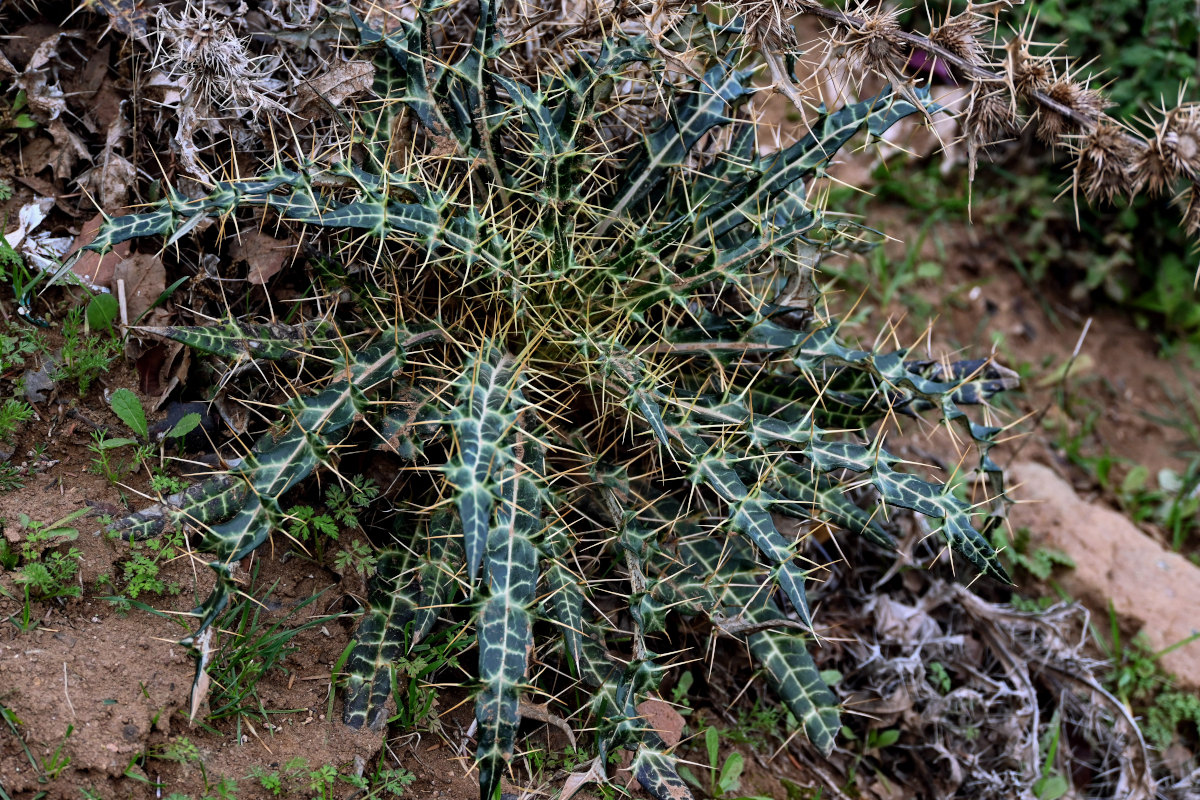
left=83, top=5, right=1018, bottom=799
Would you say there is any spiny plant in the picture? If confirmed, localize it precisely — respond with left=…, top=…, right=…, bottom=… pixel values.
left=70, top=3, right=1022, bottom=798
left=746, top=0, right=1200, bottom=232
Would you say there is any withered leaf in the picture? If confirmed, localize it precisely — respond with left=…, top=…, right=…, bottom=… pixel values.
left=114, top=252, right=166, bottom=324
left=292, top=60, right=375, bottom=117
left=231, top=229, right=296, bottom=285
left=68, top=212, right=131, bottom=291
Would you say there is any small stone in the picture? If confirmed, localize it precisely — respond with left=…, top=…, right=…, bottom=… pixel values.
left=1010, top=462, right=1200, bottom=690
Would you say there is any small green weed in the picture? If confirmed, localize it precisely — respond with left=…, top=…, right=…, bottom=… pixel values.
left=286, top=504, right=339, bottom=550
left=41, top=723, right=74, bottom=781
left=251, top=756, right=415, bottom=799
left=679, top=727, right=746, bottom=800
left=110, top=388, right=149, bottom=439
left=119, top=526, right=185, bottom=600
left=0, top=321, right=41, bottom=371
left=0, top=319, right=44, bottom=463
left=1032, top=713, right=1069, bottom=800
left=724, top=700, right=790, bottom=747
left=0, top=396, right=33, bottom=442
left=1143, top=690, right=1200, bottom=750
left=203, top=573, right=340, bottom=724
left=287, top=477, right=379, bottom=566
left=0, top=238, right=20, bottom=281
left=927, top=661, right=952, bottom=694
left=150, top=469, right=188, bottom=496
left=836, top=725, right=902, bottom=791
left=1, top=508, right=89, bottom=629
left=1115, top=462, right=1200, bottom=552
left=989, top=523, right=1072, bottom=611
left=141, top=736, right=235, bottom=800
left=55, top=307, right=121, bottom=395
left=333, top=539, right=377, bottom=576
left=670, top=671, right=696, bottom=717
left=0, top=90, right=38, bottom=137
left=87, top=389, right=163, bottom=485
left=387, top=621, right=469, bottom=730
left=1099, top=609, right=1200, bottom=749
left=989, top=526, right=1075, bottom=582
left=0, top=461, right=25, bottom=492
left=326, top=476, right=379, bottom=528
left=526, top=744, right=593, bottom=780
left=88, top=429, right=152, bottom=486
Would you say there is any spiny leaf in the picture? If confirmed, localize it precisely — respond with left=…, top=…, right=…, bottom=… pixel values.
left=673, top=393, right=1009, bottom=582
left=670, top=426, right=813, bottom=627
left=106, top=474, right=248, bottom=542
left=748, top=629, right=840, bottom=755
left=607, top=60, right=754, bottom=225
left=133, top=320, right=336, bottom=362
left=678, top=538, right=840, bottom=754
left=344, top=515, right=460, bottom=730
left=632, top=739, right=693, bottom=800
left=692, top=86, right=938, bottom=243
left=767, top=461, right=895, bottom=550
left=446, top=352, right=522, bottom=583
left=543, top=561, right=585, bottom=672
left=475, top=442, right=543, bottom=800
left=354, top=3, right=451, bottom=146
left=542, top=521, right=585, bottom=672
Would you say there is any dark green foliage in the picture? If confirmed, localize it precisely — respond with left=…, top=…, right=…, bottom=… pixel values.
left=1033, top=0, right=1195, bottom=118
left=90, top=5, right=1017, bottom=798
left=343, top=514, right=460, bottom=731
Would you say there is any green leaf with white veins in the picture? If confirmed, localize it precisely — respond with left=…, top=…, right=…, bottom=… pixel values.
left=475, top=442, right=543, bottom=800
left=446, top=351, right=523, bottom=583
left=344, top=516, right=461, bottom=731
left=670, top=425, right=813, bottom=628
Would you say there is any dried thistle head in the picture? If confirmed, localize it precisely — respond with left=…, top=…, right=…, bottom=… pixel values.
left=1072, top=121, right=1139, bottom=204
left=1002, top=34, right=1051, bottom=100
left=964, top=84, right=1022, bottom=180
left=1130, top=105, right=1200, bottom=196
left=966, top=84, right=1021, bottom=143
left=1157, top=105, right=1200, bottom=182
left=1130, top=139, right=1172, bottom=196
left=929, top=11, right=989, bottom=69
left=738, top=0, right=797, bottom=52
left=1183, top=182, right=1200, bottom=237
left=837, top=3, right=906, bottom=77
left=1035, top=76, right=1106, bottom=144
left=154, top=2, right=283, bottom=122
